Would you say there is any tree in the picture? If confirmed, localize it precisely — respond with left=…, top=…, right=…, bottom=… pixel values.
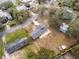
left=71, top=44, right=79, bottom=59
left=67, top=19, right=79, bottom=40
left=37, top=0, right=45, bottom=4
left=8, top=7, right=29, bottom=24
left=58, top=0, right=76, bottom=8
left=48, top=7, right=77, bottom=30
left=58, top=0, right=79, bottom=11
left=38, top=48, right=55, bottom=59
left=48, top=8, right=63, bottom=29
left=0, top=1, right=13, bottom=10
left=73, top=0, right=79, bottom=11
left=16, top=10, right=29, bottom=24
left=37, top=5, right=47, bottom=16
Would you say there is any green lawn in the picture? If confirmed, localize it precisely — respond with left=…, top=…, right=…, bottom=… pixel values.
left=6, top=29, right=29, bottom=44
left=0, top=40, right=3, bottom=59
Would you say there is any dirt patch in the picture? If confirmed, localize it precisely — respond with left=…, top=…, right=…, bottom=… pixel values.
left=33, top=30, right=76, bottom=54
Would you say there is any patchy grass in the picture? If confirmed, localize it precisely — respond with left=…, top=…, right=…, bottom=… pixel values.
left=6, top=29, right=29, bottom=43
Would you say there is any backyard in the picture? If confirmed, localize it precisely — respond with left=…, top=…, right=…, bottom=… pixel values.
left=26, top=14, right=77, bottom=54
left=33, top=29, right=76, bottom=54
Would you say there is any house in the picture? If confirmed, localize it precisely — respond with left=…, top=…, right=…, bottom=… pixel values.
left=16, top=4, right=32, bottom=11
left=31, top=25, right=47, bottom=40
left=0, top=10, right=12, bottom=20
left=6, top=37, right=29, bottom=54
left=16, top=5, right=27, bottom=11
left=0, top=10, right=12, bottom=24
left=46, top=0, right=56, bottom=4
left=20, top=0, right=35, bottom=3
left=0, top=0, right=10, bottom=4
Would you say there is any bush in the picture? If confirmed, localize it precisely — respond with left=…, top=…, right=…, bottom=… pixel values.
left=58, top=0, right=79, bottom=11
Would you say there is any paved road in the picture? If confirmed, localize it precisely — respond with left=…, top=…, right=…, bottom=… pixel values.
left=0, top=12, right=39, bottom=36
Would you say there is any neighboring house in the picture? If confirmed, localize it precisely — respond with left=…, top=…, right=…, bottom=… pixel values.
left=31, top=25, right=47, bottom=40
left=0, top=0, right=10, bottom=4
left=0, top=10, right=12, bottom=24
left=46, top=0, right=56, bottom=4
left=16, top=4, right=32, bottom=11
left=20, top=0, right=35, bottom=3
left=0, top=10, right=12, bottom=20
left=6, top=37, right=29, bottom=54
left=60, top=23, right=69, bottom=33
left=16, top=5, right=27, bottom=11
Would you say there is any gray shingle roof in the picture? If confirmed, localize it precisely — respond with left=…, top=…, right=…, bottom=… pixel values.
left=6, top=37, right=29, bottom=54
left=31, top=25, right=47, bottom=39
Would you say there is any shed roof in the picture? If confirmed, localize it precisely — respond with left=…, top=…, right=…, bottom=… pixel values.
left=31, top=25, right=47, bottom=39
left=6, top=37, right=29, bottom=54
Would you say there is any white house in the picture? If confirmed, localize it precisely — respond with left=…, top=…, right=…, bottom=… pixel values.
left=16, top=4, right=33, bottom=11
left=20, top=0, right=35, bottom=3
left=0, top=10, right=12, bottom=20
left=16, top=5, right=27, bottom=11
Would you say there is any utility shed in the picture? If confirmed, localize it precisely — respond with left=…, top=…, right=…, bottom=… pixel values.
left=60, top=23, right=69, bottom=33
left=6, top=37, right=29, bottom=54
left=31, top=25, right=47, bottom=40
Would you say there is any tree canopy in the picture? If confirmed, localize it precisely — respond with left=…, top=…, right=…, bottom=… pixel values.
left=71, top=44, right=79, bottom=59
left=68, top=19, right=79, bottom=40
